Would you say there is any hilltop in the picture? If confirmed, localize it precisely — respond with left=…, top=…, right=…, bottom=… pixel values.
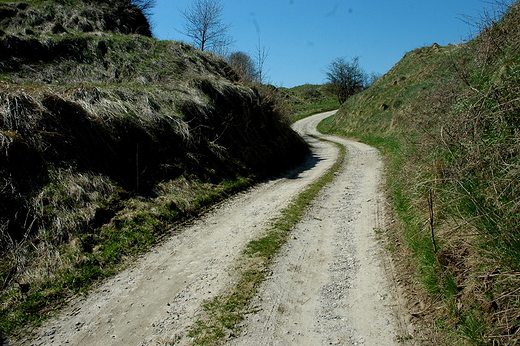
left=0, top=0, right=152, bottom=36
left=0, top=0, right=307, bottom=340
left=320, top=2, right=520, bottom=344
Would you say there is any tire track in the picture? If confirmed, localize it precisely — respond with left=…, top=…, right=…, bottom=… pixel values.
left=231, top=111, right=413, bottom=345
left=25, top=111, right=412, bottom=346
left=24, top=114, right=338, bottom=346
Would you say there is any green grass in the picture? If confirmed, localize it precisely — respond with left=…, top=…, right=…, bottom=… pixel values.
left=186, top=136, right=346, bottom=345
left=290, top=99, right=339, bottom=122
left=318, top=4, right=520, bottom=343
left=281, top=84, right=339, bottom=122
left=0, top=175, right=255, bottom=340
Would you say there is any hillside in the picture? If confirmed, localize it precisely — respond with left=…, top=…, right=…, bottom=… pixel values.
left=320, top=2, right=520, bottom=345
left=280, top=84, right=339, bottom=122
left=0, top=0, right=152, bottom=36
left=0, top=0, right=307, bottom=340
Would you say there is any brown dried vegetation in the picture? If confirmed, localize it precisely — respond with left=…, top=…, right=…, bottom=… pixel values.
left=0, top=0, right=307, bottom=341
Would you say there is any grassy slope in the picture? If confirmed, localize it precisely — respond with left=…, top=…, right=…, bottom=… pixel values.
left=0, top=0, right=308, bottom=341
left=281, top=84, right=339, bottom=122
left=0, top=0, right=152, bottom=36
left=320, top=2, right=520, bottom=345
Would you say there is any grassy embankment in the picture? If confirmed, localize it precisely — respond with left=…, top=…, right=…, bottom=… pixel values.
left=282, top=84, right=339, bottom=122
left=319, top=2, right=520, bottom=345
left=0, top=0, right=308, bottom=341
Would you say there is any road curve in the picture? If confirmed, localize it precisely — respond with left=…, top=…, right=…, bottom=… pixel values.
left=231, top=110, right=411, bottom=345
left=25, top=111, right=410, bottom=346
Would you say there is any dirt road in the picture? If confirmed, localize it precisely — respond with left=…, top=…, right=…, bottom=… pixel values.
left=26, top=111, right=411, bottom=345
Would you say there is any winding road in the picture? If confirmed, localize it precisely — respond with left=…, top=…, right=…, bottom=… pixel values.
left=26, top=111, right=412, bottom=345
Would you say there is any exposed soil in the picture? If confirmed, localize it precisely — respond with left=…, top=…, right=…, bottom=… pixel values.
left=22, top=111, right=416, bottom=345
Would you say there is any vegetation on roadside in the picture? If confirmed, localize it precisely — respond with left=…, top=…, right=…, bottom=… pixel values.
left=0, top=0, right=308, bottom=342
left=281, top=84, right=339, bottom=122
left=319, top=1, right=520, bottom=344
left=185, top=136, right=346, bottom=345
left=1, top=175, right=253, bottom=339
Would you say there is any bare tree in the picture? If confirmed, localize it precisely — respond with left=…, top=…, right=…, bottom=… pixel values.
left=179, top=0, right=232, bottom=52
left=325, top=56, right=366, bottom=104
left=365, top=72, right=382, bottom=88
left=255, top=38, right=270, bottom=84
left=228, top=52, right=257, bottom=82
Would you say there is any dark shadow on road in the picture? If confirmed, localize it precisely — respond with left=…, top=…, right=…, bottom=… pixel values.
left=262, top=143, right=325, bottom=183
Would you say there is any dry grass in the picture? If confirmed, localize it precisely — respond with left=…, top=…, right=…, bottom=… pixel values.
left=0, top=1, right=308, bottom=339
left=0, top=0, right=152, bottom=36
left=0, top=78, right=305, bottom=338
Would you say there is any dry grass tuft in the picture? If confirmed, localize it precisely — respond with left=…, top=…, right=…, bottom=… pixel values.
left=0, top=0, right=152, bottom=37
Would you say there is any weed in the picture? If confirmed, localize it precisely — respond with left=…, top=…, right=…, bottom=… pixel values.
left=459, top=310, right=488, bottom=345
left=396, top=333, right=414, bottom=343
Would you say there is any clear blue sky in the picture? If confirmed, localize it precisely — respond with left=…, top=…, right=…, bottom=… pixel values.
left=151, top=0, right=500, bottom=87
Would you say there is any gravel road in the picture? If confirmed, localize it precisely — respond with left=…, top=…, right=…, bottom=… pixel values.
left=232, top=111, right=413, bottom=345
left=25, top=111, right=412, bottom=346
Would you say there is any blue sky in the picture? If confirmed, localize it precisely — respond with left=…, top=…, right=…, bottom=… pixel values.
left=151, top=0, right=498, bottom=87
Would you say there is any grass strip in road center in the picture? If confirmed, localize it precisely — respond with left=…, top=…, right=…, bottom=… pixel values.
left=186, top=135, right=347, bottom=345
